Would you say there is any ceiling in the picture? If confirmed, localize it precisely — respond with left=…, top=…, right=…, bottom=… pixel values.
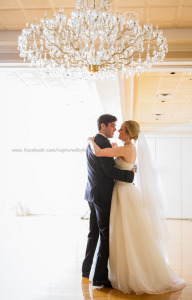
left=134, top=71, right=192, bottom=128
left=0, top=0, right=192, bottom=133
left=0, top=0, right=192, bottom=30
left=0, top=68, right=96, bottom=106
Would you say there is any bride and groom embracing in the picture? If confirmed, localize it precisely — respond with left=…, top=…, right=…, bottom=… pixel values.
left=82, top=114, right=186, bottom=295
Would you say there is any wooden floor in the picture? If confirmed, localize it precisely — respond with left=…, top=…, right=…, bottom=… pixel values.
left=0, top=216, right=191, bottom=300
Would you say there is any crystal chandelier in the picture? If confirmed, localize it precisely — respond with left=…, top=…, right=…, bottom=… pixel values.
left=18, top=0, right=168, bottom=80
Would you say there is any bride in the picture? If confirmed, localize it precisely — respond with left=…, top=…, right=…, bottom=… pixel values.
left=89, top=120, right=186, bottom=295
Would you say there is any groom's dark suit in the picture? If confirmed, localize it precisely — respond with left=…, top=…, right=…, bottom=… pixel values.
left=82, top=133, right=134, bottom=283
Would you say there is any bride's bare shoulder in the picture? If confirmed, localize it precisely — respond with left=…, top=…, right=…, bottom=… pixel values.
left=123, top=143, right=136, bottom=161
left=124, top=143, right=136, bottom=152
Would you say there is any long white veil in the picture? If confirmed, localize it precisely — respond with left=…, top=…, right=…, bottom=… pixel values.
left=137, top=131, right=169, bottom=244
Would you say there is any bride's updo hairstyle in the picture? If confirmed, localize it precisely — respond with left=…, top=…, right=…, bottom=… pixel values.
left=124, top=120, right=140, bottom=141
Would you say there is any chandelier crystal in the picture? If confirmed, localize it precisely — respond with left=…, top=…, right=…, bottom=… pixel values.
left=18, top=0, right=168, bottom=80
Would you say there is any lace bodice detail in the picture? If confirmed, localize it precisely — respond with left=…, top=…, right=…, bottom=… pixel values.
left=115, top=157, right=134, bottom=171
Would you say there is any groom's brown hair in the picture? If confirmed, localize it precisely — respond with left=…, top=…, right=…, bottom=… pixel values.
left=97, top=114, right=117, bottom=130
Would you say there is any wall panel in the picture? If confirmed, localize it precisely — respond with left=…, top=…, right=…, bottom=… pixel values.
left=181, top=138, right=192, bottom=218
left=155, top=138, right=181, bottom=218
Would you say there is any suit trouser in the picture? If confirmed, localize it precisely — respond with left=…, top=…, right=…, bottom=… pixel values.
left=82, top=200, right=111, bottom=281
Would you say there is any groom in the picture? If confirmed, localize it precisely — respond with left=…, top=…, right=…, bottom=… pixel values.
left=82, top=114, right=134, bottom=287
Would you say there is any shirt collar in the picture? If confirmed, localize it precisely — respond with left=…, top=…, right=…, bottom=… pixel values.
left=98, top=132, right=109, bottom=140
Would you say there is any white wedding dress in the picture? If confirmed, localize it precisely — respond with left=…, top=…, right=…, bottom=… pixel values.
left=109, top=157, right=186, bottom=295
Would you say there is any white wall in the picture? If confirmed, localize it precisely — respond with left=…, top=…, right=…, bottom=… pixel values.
left=182, top=139, right=192, bottom=219
left=147, top=136, right=192, bottom=219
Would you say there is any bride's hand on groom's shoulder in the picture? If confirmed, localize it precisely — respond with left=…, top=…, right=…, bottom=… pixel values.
left=112, top=143, right=118, bottom=148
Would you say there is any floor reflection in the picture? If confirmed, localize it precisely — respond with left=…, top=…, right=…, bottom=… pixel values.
left=81, top=278, right=184, bottom=300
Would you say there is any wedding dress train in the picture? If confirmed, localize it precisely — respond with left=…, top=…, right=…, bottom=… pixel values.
left=109, top=157, right=186, bottom=295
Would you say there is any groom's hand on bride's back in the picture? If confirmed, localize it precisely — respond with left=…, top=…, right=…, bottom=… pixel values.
left=131, top=167, right=135, bottom=174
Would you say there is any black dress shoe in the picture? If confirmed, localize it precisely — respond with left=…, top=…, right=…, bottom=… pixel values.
left=92, top=279, right=112, bottom=288
left=82, top=272, right=89, bottom=278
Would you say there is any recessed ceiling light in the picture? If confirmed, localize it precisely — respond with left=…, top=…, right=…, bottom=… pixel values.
left=153, top=113, right=164, bottom=117
left=157, top=93, right=172, bottom=99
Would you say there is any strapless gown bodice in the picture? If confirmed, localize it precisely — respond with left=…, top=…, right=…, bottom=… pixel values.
left=115, top=157, right=134, bottom=171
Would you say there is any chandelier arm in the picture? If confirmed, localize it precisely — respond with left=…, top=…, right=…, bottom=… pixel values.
left=43, top=27, right=83, bottom=52
left=44, top=42, right=71, bottom=55
left=111, top=34, right=160, bottom=59
left=43, top=23, right=78, bottom=40
left=115, top=27, right=153, bottom=41
left=98, top=46, right=146, bottom=66
left=43, top=24, right=81, bottom=50
left=51, top=48, right=86, bottom=64
left=65, top=25, right=81, bottom=39
left=99, top=45, right=160, bottom=67
left=43, top=32, right=81, bottom=54
left=43, top=37, right=88, bottom=62
left=123, top=56, right=146, bottom=66
left=143, top=37, right=158, bottom=43
left=26, top=36, right=42, bottom=41
left=55, top=59, right=86, bottom=67
left=111, top=39, right=143, bottom=56
left=106, top=25, right=116, bottom=37
left=101, top=56, right=144, bottom=69
left=55, top=35, right=81, bottom=49
left=100, top=62, right=119, bottom=69
left=99, top=61, right=135, bottom=70
left=55, top=34, right=79, bottom=42
left=28, top=32, right=82, bottom=55
left=25, top=45, right=50, bottom=55
left=65, top=56, right=85, bottom=64
left=110, top=46, right=134, bottom=58
left=54, top=57, right=82, bottom=67
left=115, top=33, right=146, bottom=49
left=99, top=53, right=135, bottom=67
left=115, top=31, right=158, bottom=48
left=115, top=28, right=139, bottom=41
left=50, top=54, right=85, bottom=66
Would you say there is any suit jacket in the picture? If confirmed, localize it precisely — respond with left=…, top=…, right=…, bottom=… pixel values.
left=84, top=134, right=134, bottom=204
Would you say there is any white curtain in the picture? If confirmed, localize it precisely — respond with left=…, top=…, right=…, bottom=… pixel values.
left=0, top=76, right=103, bottom=217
